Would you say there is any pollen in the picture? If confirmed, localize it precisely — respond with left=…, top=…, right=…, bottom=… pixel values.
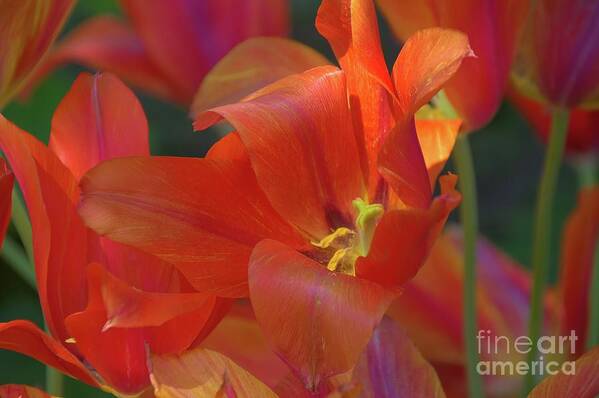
left=310, top=198, right=384, bottom=276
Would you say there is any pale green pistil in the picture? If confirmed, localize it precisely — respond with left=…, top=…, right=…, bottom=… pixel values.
left=311, top=198, right=384, bottom=275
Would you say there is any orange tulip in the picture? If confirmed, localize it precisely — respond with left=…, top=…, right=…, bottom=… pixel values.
left=31, top=0, right=288, bottom=104
left=0, top=73, right=227, bottom=395
left=376, top=0, right=530, bottom=131
left=0, top=0, right=74, bottom=108
left=77, top=0, right=472, bottom=391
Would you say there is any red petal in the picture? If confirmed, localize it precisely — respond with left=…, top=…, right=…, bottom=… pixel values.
left=316, top=0, right=397, bottom=194
left=392, top=28, right=473, bottom=114
left=379, top=0, right=528, bottom=130
left=416, top=116, right=461, bottom=189
left=195, top=66, right=364, bottom=239
left=0, top=385, right=53, bottom=398
left=0, top=116, right=88, bottom=342
left=0, top=0, right=74, bottom=107
left=65, top=264, right=150, bottom=395
left=0, top=159, right=14, bottom=246
left=191, top=37, right=329, bottom=117
left=25, top=16, right=177, bottom=102
left=316, top=0, right=395, bottom=98
left=249, top=239, right=394, bottom=392
left=356, top=174, right=461, bottom=288
left=559, top=187, right=599, bottom=356
left=50, top=72, right=149, bottom=180
left=150, top=347, right=278, bottom=397
left=350, top=317, right=446, bottom=398
left=528, top=346, right=599, bottom=398
left=201, top=302, right=296, bottom=392
left=0, top=320, right=96, bottom=386
left=86, top=263, right=213, bottom=330
left=79, top=156, right=303, bottom=297
left=120, top=0, right=289, bottom=103
left=378, top=118, right=432, bottom=208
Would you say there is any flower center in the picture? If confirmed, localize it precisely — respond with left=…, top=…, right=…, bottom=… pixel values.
left=310, top=198, right=384, bottom=275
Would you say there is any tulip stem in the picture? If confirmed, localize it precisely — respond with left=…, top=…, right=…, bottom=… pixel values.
left=46, top=361, right=64, bottom=396
left=0, top=235, right=36, bottom=288
left=10, top=190, right=34, bottom=261
left=524, top=108, right=569, bottom=394
left=453, top=134, right=484, bottom=398
left=588, top=239, right=599, bottom=350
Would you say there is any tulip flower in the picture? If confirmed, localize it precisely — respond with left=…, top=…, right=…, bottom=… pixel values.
left=0, top=73, right=227, bottom=396
left=31, top=0, right=289, bottom=105
left=76, top=0, right=472, bottom=391
left=513, top=0, right=599, bottom=108
left=509, top=91, right=599, bottom=155
left=376, top=0, right=530, bottom=132
left=0, top=0, right=74, bottom=108
left=0, top=385, right=53, bottom=398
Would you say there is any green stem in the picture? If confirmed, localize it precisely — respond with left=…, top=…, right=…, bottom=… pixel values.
left=0, top=236, right=36, bottom=288
left=46, top=357, right=65, bottom=396
left=523, top=108, right=569, bottom=394
left=454, top=134, right=483, bottom=398
left=11, top=190, right=34, bottom=262
left=588, top=239, right=599, bottom=350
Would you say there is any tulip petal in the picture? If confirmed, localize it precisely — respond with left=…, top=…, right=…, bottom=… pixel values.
left=0, top=116, right=88, bottom=342
left=190, top=37, right=329, bottom=117
left=316, top=0, right=395, bottom=98
left=378, top=118, right=433, bottom=208
left=0, top=159, right=14, bottom=246
left=249, top=239, right=394, bottom=392
left=0, top=320, right=96, bottom=386
left=27, top=16, right=177, bottom=102
left=49, top=72, right=149, bottom=180
left=379, top=0, right=528, bottom=130
left=0, top=0, right=75, bottom=107
left=201, top=302, right=297, bottom=392
left=195, top=66, right=364, bottom=239
left=350, top=317, right=447, bottom=398
left=393, top=28, right=473, bottom=114
left=0, top=385, right=54, bottom=398
left=316, top=0, right=397, bottom=194
left=79, top=156, right=303, bottom=297
left=356, top=174, right=461, bottom=289
left=120, top=0, right=289, bottom=103
left=415, top=108, right=461, bottom=188
left=559, top=187, right=599, bottom=356
left=528, top=346, right=599, bottom=398
left=65, top=264, right=150, bottom=395
left=86, top=263, right=212, bottom=330
left=150, top=347, right=277, bottom=398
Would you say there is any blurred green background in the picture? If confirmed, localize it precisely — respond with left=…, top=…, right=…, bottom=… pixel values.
left=0, top=0, right=581, bottom=396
